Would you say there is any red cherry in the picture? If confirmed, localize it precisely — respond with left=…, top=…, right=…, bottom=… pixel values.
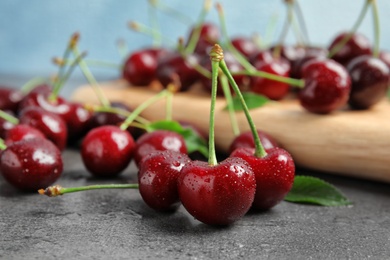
left=81, top=125, right=135, bottom=177
left=290, top=47, right=328, bottom=79
left=0, top=138, right=63, bottom=191
left=0, top=110, right=16, bottom=139
left=229, top=130, right=279, bottom=154
left=66, top=102, right=93, bottom=142
left=186, top=22, right=220, bottom=55
left=250, top=57, right=291, bottom=100
left=231, top=147, right=295, bottom=210
left=328, top=32, right=372, bottom=66
left=133, top=130, right=187, bottom=167
left=379, top=50, right=390, bottom=69
left=269, top=45, right=306, bottom=64
left=4, top=124, right=45, bottom=146
left=138, top=150, right=191, bottom=211
left=122, top=48, right=169, bottom=86
left=19, top=107, right=68, bottom=151
left=177, top=157, right=256, bottom=225
left=299, top=59, right=351, bottom=114
left=346, top=55, right=390, bottom=109
left=0, top=86, right=23, bottom=113
left=231, top=36, right=259, bottom=58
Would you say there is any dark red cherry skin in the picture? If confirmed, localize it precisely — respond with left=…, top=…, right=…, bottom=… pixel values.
left=122, top=48, right=165, bottom=86
left=138, top=150, right=191, bottom=211
left=156, top=53, right=201, bottom=91
left=187, top=22, right=220, bottom=55
left=133, top=130, right=187, bottom=167
left=290, top=47, right=328, bottom=79
left=19, top=107, right=68, bottom=151
left=379, top=50, right=390, bottom=69
left=230, top=147, right=295, bottom=210
left=346, top=55, right=390, bottom=109
left=4, top=124, right=45, bottom=146
left=328, top=32, right=372, bottom=66
left=0, top=86, right=24, bottom=113
left=0, top=138, right=63, bottom=191
left=231, top=36, right=259, bottom=58
left=250, top=57, right=291, bottom=100
left=228, top=130, right=279, bottom=154
left=66, top=102, right=93, bottom=142
left=177, top=157, right=256, bottom=226
left=299, top=59, right=351, bottom=114
left=250, top=50, right=275, bottom=65
left=81, top=125, right=135, bottom=177
left=0, top=110, right=16, bottom=139
left=269, top=45, right=306, bottom=64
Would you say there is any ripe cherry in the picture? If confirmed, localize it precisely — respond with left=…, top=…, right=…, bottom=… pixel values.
left=133, top=130, right=187, bottom=167
left=0, top=86, right=23, bottom=113
left=0, top=138, right=63, bottom=191
left=328, top=32, right=372, bottom=66
left=290, top=47, right=328, bottom=79
left=269, top=45, right=306, bottom=65
left=229, top=130, right=279, bottom=154
left=346, top=55, right=390, bottom=109
left=186, top=22, right=220, bottom=55
left=299, top=58, right=351, bottom=114
left=138, top=150, right=191, bottom=211
left=177, top=157, right=256, bottom=225
left=0, top=110, right=16, bottom=139
left=81, top=125, right=135, bottom=177
left=4, top=124, right=45, bottom=146
left=231, top=36, right=259, bottom=58
left=231, top=147, right=295, bottom=210
left=19, top=106, right=68, bottom=151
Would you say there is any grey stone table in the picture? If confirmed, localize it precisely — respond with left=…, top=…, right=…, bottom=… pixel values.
left=1, top=75, right=390, bottom=259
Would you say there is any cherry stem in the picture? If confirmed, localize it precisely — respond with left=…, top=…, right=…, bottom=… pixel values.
left=86, top=105, right=150, bottom=125
left=147, top=0, right=162, bottom=47
left=116, top=39, right=129, bottom=59
left=208, top=48, right=220, bottom=166
left=215, top=45, right=267, bottom=158
left=370, top=0, right=380, bottom=58
left=49, top=51, right=87, bottom=102
left=263, top=13, right=279, bottom=48
left=149, top=0, right=193, bottom=25
left=71, top=45, right=111, bottom=108
left=128, top=21, right=175, bottom=47
left=165, top=84, right=177, bottom=121
left=294, top=0, right=310, bottom=44
left=119, top=89, right=169, bottom=131
left=20, top=77, right=50, bottom=95
left=184, top=0, right=212, bottom=55
left=54, top=58, right=122, bottom=70
left=328, top=0, right=370, bottom=58
left=234, top=70, right=305, bottom=88
left=276, top=1, right=294, bottom=49
left=38, top=184, right=139, bottom=197
left=220, top=74, right=240, bottom=136
left=0, top=139, right=6, bottom=150
left=0, top=110, right=19, bottom=125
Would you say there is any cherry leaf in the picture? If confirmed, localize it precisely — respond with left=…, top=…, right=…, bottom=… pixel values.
left=284, top=176, right=352, bottom=206
left=225, top=92, right=269, bottom=111
left=145, top=120, right=209, bottom=158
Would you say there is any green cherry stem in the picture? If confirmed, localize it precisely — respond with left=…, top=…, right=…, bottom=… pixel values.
left=0, top=110, right=19, bottom=125
left=128, top=21, right=175, bottom=47
left=328, top=0, right=370, bottom=58
left=370, top=0, right=380, bottom=58
left=0, top=138, right=6, bottom=150
left=208, top=48, right=220, bottom=166
left=86, top=105, right=150, bottom=125
left=119, top=89, right=169, bottom=131
left=116, top=39, right=129, bottom=59
left=20, top=77, right=51, bottom=95
left=149, top=0, right=193, bottom=25
left=54, top=57, right=122, bottom=70
left=38, top=184, right=139, bottom=197
left=220, top=74, right=240, bottom=136
left=233, top=70, right=305, bottom=88
left=294, top=0, right=310, bottom=44
left=215, top=45, right=267, bottom=158
left=184, top=0, right=212, bottom=55
left=147, top=0, right=162, bottom=47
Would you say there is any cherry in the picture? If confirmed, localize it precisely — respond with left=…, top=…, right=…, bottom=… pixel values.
left=133, top=130, right=187, bottom=167
left=81, top=125, right=135, bottom=177
left=122, top=48, right=169, bottom=86
left=19, top=106, right=68, bottom=151
left=228, top=130, right=279, bottom=154
left=66, top=102, right=93, bottom=142
left=156, top=52, right=201, bottom=91
left=346, top=55, right=390, bottom=109
left=177, top=157, right=256, bottom=225
left=269, top=45, right=306, bottom=65
left=379, top=50, right=390, bottom=69
left=290, top=47, right=328, bottom=79
left=0, top=138, right=63, bottom=191
left=231, top=36, right=259, bottom=58
left=231, top=147, right=295, bottom=210
left=250, top=56, right=291, bottom=100
left=0, top=110, right=16, bottom=139
left=328, top=32, right=372, bottom=66
left=0, top=86, right=24, bottom=113
left=4, top=124, right=45, bottom=146
left=299, top=58, right=351, bottom=114
left=186, top=22, right=220, bottom=55
left=138, top=150, right=190, bottom=211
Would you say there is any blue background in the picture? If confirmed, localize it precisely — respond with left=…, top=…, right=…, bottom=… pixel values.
left=1, top=0, right=389, bottom=80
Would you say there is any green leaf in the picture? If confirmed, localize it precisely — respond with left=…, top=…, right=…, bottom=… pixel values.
left=225, top=92, right=269, bottom=111
left=145, top=120, right=209, bottom=158
left=284, top=176, right=352, bottom=206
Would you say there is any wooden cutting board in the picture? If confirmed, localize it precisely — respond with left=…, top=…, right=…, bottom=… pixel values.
left=71, top=79, right=390, bottom=183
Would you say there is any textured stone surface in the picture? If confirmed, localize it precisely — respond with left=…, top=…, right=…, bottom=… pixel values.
left=1, top=148, right=390, bottom=259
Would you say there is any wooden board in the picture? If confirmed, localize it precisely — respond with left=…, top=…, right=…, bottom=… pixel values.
left=71, top=79, right=390, bottom=183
